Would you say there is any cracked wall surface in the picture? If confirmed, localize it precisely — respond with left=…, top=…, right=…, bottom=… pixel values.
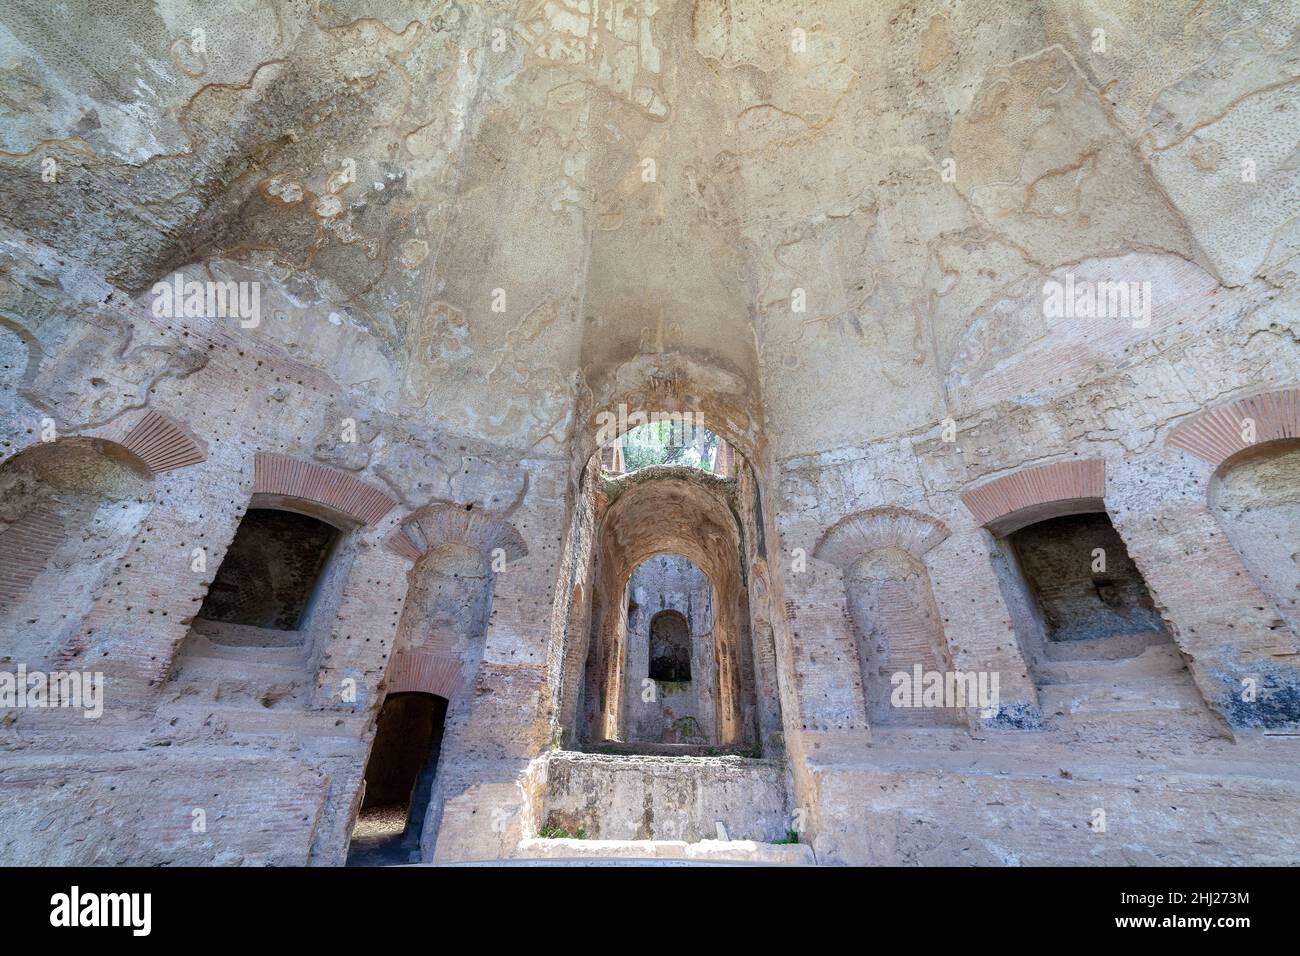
left=0, top=0, right=1298, bottom=867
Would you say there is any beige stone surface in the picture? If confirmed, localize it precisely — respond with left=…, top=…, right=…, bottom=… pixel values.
left=0, top=0, right=1298, bottom=867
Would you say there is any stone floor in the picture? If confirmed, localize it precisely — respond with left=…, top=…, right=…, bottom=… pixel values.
left=345, top=804, right=417, bottom=868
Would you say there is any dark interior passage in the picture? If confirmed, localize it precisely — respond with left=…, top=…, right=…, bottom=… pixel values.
left=197, top=508, right=338, bottom=631
left=649, top=609, right=692, bottom=681
left=1009, top=511, right=1165, bottom=642
left=348, top=692, right=448, bottom=866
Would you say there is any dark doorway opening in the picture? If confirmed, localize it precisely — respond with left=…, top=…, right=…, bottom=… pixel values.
left=1007, top=511, right=1165, bottom=643
left=347, top=692, right=448, bottom=866
left=197, top=508, right=339, bottom=633
left=648, top=608, right=692, bottom=682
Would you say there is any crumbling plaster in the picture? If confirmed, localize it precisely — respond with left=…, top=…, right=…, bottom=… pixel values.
left=1, top=0, right=1298, bottom=867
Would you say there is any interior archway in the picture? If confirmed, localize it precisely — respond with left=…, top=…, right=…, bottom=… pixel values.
left=568, top=453, right=764, bottom=753
left=347, top=691, right=449, bottom=867
left=621, top=557, right=716, bottom=745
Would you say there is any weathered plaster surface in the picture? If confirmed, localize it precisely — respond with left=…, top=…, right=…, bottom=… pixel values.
left=1, top=0, right=1298, bottom=866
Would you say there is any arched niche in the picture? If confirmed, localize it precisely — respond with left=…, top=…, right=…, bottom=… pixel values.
left=1167, top=387, right=1300, bottom=639
left=0, top=437, right=154, bottom=665
left=383, top=502, right=527, bottom=705
left=844, top=547, right=965, bottom=726
left=815, top=508, right=963, bottom=727
left=1210, top=437, right=1300, bottom=637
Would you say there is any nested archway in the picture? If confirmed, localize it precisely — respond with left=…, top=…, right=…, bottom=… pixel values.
left=574, top=468, right=759, bottom=751
left=623, top=557, right=716, bottom=744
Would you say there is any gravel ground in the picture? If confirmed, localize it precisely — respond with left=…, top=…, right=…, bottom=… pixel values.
left=351, top=803, right=409, bottom=840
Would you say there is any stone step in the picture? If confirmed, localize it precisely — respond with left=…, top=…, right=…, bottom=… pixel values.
left=581, top=740, right=751, bottom=757
left=514, top=837, right=814, bottom=865
left=1038, top=677, right=1215, bottom=718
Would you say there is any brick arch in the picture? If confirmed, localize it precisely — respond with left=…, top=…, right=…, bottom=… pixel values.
left=383, top=502, right=527, bottom=565
left=3, top=409, right=206, bottom=479
left=385, top=648, right=460, bottom=699
left=253, top=453, right=396, bottom=526
left=100, top=409, right=206, bottom=475
left=1168, top=386, right=1300, bottom=471
left=0, top=504, right=64, bottom=612
left=960, top=458, right=1105, bottom=534
left=813, top=507, right=950, bottom=568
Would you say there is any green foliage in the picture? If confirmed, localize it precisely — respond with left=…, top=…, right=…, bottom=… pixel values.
left=618, top=420, right=721, bottom=473
left=539, top=823, right=588, bottom=840
left=771, top=830, right=800, bottom=845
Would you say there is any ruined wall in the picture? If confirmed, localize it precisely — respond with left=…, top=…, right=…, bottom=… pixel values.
left=1, top=0, right=1298, bottom=868
left=540, top=751, right=789, bottom=843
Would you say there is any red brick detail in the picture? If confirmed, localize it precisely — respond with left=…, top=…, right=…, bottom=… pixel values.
left=814, top=507, right=949, bottom=567
left=1168, top=387, right=1300, bottom=468
left=253, top=453, right=396, bottom=526
left=0, top=503, right=64, bottom=612
left=387, top=502, right=527, bottom=564
left=961, top=459, right=1105, bottom=528
left=387, top=648, right=459, bottom=699
left=118, top=410, right=205, bottom=474
left=382, top=528, right=424, bottom=562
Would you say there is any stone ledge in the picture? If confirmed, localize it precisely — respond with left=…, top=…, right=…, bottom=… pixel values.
left=514, top=837, right=814, bottom=865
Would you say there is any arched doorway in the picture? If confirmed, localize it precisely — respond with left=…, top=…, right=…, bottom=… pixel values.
left=649, top=609, right=692, bottom=682
left=618, top=555, right=717, bottom=745
left=574, top=471, right=761, bottom=752
left=1211, top=438, right=1300, bottom=636
left=347, top=691, right=449, bottom=866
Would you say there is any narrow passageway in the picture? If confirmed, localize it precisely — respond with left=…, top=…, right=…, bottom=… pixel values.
left=347, top=692, right=448, bottom=867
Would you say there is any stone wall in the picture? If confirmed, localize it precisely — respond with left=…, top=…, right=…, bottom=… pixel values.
left=540, top=751, right=790, bottom=843
left=1, top=0, right=1298, bottom=868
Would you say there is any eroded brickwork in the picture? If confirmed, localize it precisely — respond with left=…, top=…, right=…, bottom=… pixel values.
left=1, top=0, right=1298, bottom=867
